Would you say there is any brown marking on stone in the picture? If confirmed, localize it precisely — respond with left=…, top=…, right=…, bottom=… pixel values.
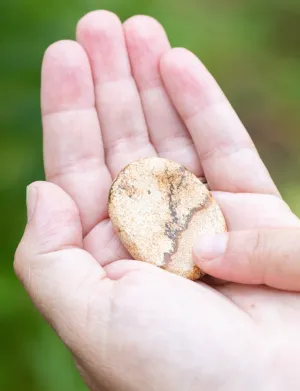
left=162, top=193, right=212, bottom=268
left=117, top=181, right=137, bottom=198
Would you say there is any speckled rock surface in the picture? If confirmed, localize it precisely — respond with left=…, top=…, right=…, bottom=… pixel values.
left=108, top=157, right=227, bottom=280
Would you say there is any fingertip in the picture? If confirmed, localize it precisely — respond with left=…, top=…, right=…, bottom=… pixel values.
left=41, top=40, right=94, bottom=115
left=193, top=233, right=228, bottom=263
left=124, top=14, right=167, bottom=39
left=160, top=47, right=199, bottom=73
left=124, top=14, right=169, bottom=59
left=26, top=181, right=52, bottom=224
left=43, top=39, right=84, bottom=63
left=24, top=182, right=82, bottom=253
left=76, top=10, right=130, bottom=83
left=124, top=15, right=170, bottom=90
left=160, top=47, right=212, bottom=92
left=160, top=47, right=223, bottom=120
left=76, top=10, right=122, bottom=40
left=26, top=184, right=38, bottom=223
left=192, top=233, right=229, bottom=281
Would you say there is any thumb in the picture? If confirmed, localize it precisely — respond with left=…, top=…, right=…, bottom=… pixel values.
left=14, top=181, right=107, bottom=355
left=193, top=228, right=300, bottom=291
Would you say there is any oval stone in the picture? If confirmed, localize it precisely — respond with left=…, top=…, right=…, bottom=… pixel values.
left=108, top=157, right=227, bottom=280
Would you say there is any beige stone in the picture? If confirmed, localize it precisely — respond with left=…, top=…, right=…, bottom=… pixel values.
left=108, top=157, right=227, bottom=280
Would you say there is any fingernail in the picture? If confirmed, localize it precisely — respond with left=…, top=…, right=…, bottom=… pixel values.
left=194, top=233, right=228, bottom=261
left=26, top=185, right=37, bottom=222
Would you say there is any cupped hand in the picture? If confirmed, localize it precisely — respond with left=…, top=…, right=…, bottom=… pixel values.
left=15, top=11, right=300, bottom=391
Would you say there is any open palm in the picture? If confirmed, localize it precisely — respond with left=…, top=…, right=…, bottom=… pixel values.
left=16, top=11, right=300, bottom=391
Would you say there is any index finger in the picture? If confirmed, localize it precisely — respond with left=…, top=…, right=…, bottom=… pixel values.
left=160, top=48, right=280, bottom=197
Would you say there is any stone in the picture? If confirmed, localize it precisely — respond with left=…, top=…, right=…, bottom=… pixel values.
left=108, top=157, right=227, bottom=280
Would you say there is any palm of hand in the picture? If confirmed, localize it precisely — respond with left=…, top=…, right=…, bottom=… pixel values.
left=30, top=11, right=300, bottom=391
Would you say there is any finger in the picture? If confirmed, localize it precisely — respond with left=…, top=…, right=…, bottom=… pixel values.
left=160, top=48, right=280, bottom=196
left=198, top=192, right=300, bottom=286
left=193, top=228, right=300, bottom=291
left=212, top=192, right=300, bottom=231
left=84, top=218, right=131, bottom=267
left=41, top=40, right=111, bottom=236
left=124, top=16, right=202, bottom=176
left=14, top=182, right=109, bottom=356
left=76, top=11, right=156, bottom=178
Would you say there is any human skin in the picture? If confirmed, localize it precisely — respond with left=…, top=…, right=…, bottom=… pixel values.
left=15, top=10, right=300, bottom=391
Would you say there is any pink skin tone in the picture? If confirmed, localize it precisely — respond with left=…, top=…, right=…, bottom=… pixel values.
left=15, top=11, right=300, bottom=391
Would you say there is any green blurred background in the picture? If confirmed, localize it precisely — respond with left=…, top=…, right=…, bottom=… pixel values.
left=1, top=0, right=299, bottom=390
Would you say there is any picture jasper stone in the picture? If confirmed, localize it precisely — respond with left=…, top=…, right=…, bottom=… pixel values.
left=108, top=157, right=226, bottom=280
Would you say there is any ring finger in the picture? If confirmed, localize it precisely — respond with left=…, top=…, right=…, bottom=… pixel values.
left=124, top=16, right=202, bottom=177
left=76, top=11, right=156, bottom=178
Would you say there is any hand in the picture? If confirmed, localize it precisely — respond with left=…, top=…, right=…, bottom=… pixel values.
left=15, top=11, right=300, bottom=391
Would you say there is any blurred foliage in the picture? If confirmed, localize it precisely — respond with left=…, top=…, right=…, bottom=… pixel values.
left=0, top=0, right=299, bottom=390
